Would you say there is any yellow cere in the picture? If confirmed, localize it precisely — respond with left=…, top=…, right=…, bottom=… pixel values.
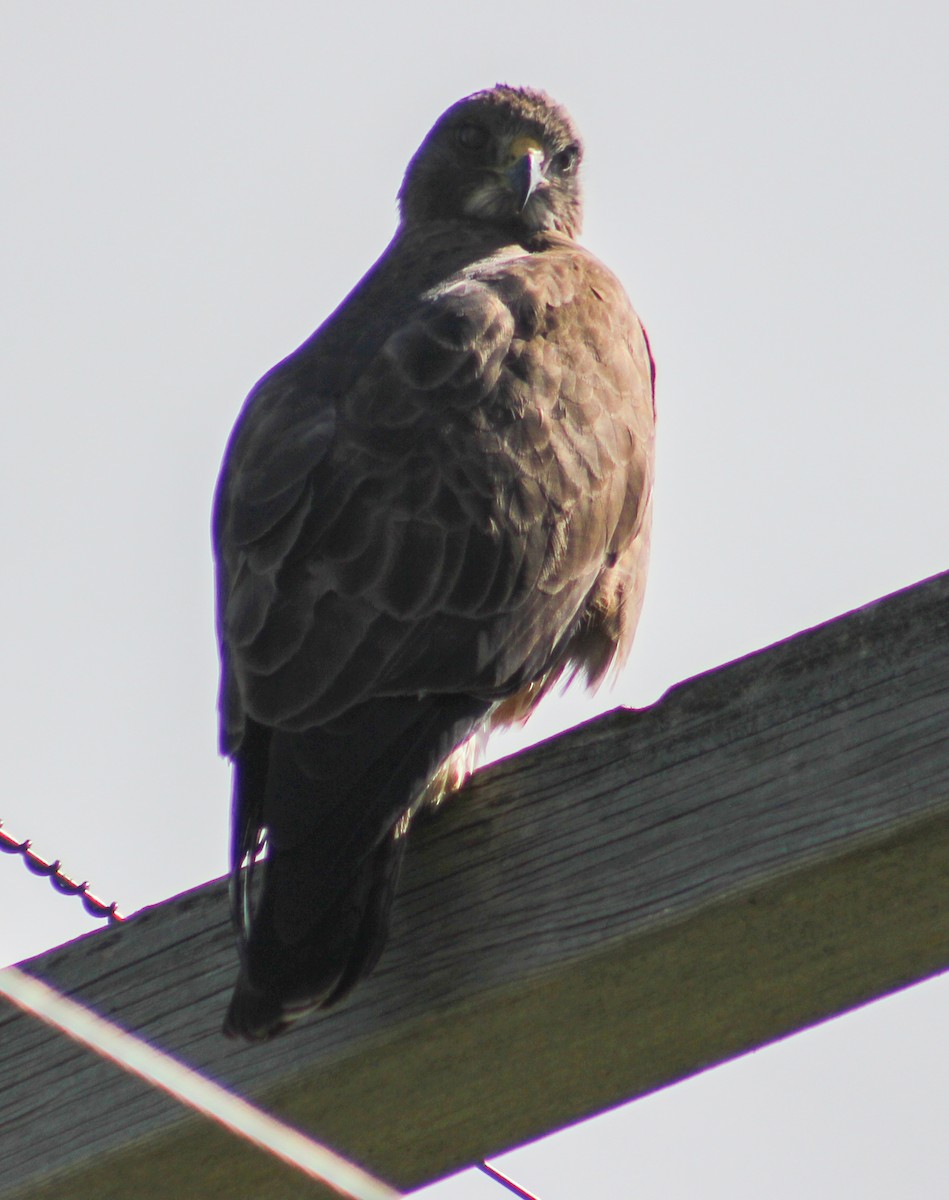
left=508, top=135, right=545, bottom=162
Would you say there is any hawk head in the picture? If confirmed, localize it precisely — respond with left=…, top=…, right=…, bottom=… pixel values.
left=399, top=85, right=584, bottom=239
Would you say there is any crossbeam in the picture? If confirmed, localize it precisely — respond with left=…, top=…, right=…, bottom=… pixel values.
left=3, top=571, right=948, bottom=1199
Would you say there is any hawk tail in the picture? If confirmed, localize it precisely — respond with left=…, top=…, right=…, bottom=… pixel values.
left=223, top=824, right=408, bottom=1040
left=222, top=695, right=489, bottom=1040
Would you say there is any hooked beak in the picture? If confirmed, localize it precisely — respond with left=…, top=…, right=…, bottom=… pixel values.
left=506, top=137, right=546, bottom=211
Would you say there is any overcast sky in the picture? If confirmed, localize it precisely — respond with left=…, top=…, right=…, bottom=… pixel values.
left=3, top=3, right=947, bottom=1197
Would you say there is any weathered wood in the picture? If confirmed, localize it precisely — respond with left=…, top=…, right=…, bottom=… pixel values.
left=2, top=571, right=948, bottom=1199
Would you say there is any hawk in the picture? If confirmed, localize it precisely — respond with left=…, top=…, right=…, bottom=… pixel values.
left=213, top=85, right=655, bottom=1040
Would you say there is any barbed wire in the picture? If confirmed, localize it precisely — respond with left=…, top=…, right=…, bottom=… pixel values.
left=0, top=819, right=124, bottom=924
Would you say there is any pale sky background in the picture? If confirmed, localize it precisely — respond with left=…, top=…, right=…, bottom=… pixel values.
left=2, top=2, right=948, bottom=1197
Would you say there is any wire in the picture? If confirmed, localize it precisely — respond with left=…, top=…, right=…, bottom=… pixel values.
left=2, top=824, right=533, bottom=1199
left=0, top=819, right=124, bottom=923
left=0, top=965, right=402, bottom=1200
left=477, top=1161, right=541, bottom=1199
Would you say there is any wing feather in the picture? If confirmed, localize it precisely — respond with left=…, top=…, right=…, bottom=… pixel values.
left=215, top=238, right=655, bottom=744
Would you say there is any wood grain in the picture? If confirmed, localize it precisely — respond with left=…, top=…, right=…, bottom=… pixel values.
left=2, top=570, right=948, bottom=1199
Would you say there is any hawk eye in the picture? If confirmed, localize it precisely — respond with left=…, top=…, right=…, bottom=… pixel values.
left=552, top=143, right=581, bottom=175
left=456, top=122, right=489, bottom=151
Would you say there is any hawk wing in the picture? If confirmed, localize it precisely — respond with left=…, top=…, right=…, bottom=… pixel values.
left=216, top=236, right=653, bottom=745
left=213, top=233, right=654, bottom=1035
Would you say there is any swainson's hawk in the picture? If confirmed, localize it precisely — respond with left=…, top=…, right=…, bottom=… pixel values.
left=213, top=85, right=656, bottom=1039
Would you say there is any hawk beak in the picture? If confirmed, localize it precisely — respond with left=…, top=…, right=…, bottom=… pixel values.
left=506, top=138, right=546, bottom=211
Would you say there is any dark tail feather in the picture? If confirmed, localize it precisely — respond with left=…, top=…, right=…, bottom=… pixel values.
left=223, top=823, right=408, bottom=1040
left=320, top=822, right=409, bottom=1008
left=223, top=695, right=489, bottom=1041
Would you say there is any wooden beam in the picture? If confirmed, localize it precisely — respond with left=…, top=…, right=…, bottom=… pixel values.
left=3, top=571, right=949, bottom=1199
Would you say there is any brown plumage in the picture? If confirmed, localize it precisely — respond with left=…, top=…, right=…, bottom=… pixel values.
left=213, top=85, right=656, bottom=1039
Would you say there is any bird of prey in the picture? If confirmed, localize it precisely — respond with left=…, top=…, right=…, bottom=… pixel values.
left=213, top=84, right=655, bottom=1040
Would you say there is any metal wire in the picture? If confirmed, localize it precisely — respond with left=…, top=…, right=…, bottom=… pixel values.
left=2, top=820, right=538, bottom=1198
left=0, top=966, right=402, bottom=1200
left=0, top=819, right=124, bottom=923
left=477, top=1161, right=541, bottom=1199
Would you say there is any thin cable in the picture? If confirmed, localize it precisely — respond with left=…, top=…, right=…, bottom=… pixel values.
left=0, top=819, right=124, bottom=923
left=477, top=1161, right=541, bottom=1199
left=0, top=965, right=401, bottom=1200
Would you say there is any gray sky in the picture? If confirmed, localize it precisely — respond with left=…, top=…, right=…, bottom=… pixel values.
left=2, top=2, right=947, bottom=1196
